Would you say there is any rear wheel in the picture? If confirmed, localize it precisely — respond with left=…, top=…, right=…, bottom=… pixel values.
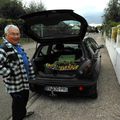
left=89, top=84, right=98, bottom=99
left=90, top=92, right=98, bottom=99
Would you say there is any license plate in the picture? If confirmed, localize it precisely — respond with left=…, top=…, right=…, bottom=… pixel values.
left=44, top=86, right=68, bottom=92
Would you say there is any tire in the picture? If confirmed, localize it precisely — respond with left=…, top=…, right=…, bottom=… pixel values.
left=89, top=83, right=98, bottom=99
left=90, top=92, right=98, bottom=99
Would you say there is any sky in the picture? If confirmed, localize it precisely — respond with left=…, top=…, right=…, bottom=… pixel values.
left=22, top=0, right=110, bottom=25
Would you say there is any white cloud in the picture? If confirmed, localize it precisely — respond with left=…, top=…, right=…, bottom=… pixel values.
left=42, top=0, right=109, bottom=15
left=22, top=0, right=109, bottom=24
left=22, top=0, right=109, bottom=13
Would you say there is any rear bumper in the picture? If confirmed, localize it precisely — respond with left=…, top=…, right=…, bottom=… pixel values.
left=29, top=77, right=97, bottom=87
left=29, top=77, right=98, bottom=98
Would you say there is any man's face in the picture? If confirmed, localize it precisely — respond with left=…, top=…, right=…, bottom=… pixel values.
left=5, top=27, right=20, bottom=45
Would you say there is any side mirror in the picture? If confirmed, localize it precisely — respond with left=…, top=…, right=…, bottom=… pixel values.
left=97, top=44, right=104, bottom=49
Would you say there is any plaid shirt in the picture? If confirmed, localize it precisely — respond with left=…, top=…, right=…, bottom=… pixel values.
left=0, top=39, right=35, bottom=93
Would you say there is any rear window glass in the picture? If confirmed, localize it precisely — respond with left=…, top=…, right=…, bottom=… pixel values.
left=31, top=20, right=81, bottom=38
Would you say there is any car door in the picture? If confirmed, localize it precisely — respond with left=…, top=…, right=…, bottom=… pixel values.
left=84, top=37, right=101, bottom=78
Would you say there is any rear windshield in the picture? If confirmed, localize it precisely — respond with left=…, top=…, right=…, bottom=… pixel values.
left=31, top=20, right=81, bottom=38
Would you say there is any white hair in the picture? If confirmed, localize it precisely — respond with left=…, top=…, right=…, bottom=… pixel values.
left=4, top=24, right=19, bottom=34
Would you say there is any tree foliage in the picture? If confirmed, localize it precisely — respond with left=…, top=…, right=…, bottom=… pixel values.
left=0, top=0, right=10, bottom=17
left=0, top=0, right=46, bottom=36
left=103, top=0, right=120, bottom=23
left=0, top=0, right=10, bottom=7
left=0, top=0, right=46, bottom=19
left=24, top=1, right=46, bottom=14
left=0, top=0, right=25, bottom=19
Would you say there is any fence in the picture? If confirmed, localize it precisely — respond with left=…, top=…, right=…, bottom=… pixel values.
left=105, top=25, right=120, bottom=84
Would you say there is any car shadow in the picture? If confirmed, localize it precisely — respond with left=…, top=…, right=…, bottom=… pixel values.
left=37, top=92, right=98, bottom=103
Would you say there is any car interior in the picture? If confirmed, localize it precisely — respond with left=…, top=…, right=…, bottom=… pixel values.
left=32, top=43, right=84, bottom=75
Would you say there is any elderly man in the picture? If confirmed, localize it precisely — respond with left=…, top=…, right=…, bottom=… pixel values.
left=0, top=24, right=35, bottom=120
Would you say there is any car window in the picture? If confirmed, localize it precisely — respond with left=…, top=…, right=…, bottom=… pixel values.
left=51, top=43, right=83, bottom=59
left=52, top=43, right=78, bottom=51
left=40, top=45, right=49, bottom=56
left=86, top=39, right=98, bottom=53
left=64, top=44, right=78, bottom=49
left=84, top=42, right=92, bottom=58
left=90, top=39, right=99, bottom=50
left=31, top=20, right=81, bottom=38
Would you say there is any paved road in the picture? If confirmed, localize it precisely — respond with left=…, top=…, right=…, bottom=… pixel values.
left=0, top=42, right=36, bottom=120
left=22, top=34, right=120, bottom=120
left=2, top=34, right=120, bottom=120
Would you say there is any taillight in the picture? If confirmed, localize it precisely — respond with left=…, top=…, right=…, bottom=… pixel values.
left=79, top=85, right=85, bottom=91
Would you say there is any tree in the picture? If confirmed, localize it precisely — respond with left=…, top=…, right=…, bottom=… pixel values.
left=0, top=0, right=10, bottom=7
left=0, top=0, right=10, bottom=17
left=103, top=0, right=120, bottom=23
left=0, top=0, right=25, bottom=19
left=25, top=1, right=46, bottom=14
